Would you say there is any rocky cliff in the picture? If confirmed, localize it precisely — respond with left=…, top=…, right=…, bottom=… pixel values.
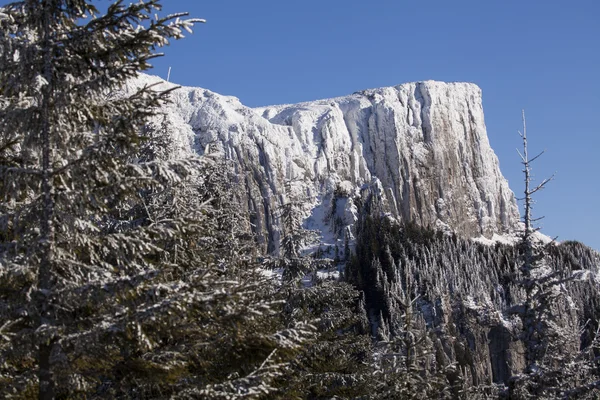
left=126, top=76, right=600, bottom=389
left=132, top=74, right=520, bottom=252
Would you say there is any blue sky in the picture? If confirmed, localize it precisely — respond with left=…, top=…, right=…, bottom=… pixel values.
left=151, top=0, right=598, bottom=249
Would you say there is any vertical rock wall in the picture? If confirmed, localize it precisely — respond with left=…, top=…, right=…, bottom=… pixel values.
left=133, top=74, right=520, bottom=251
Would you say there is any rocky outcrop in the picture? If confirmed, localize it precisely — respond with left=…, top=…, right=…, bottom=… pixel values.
left=126, top=75, right=600, bottom=388
left=133, top=74, right=520, bottom=252
left=348, top=215, right=600, bottom=386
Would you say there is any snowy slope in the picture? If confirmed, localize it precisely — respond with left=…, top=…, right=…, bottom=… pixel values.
left=129, top=74, right=520, bottom=253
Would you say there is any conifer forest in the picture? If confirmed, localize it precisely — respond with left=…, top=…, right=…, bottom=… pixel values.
left=1, top=1, right=599, bottom=399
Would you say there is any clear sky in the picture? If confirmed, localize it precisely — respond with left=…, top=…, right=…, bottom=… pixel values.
left=7, top=0, right=600, bottom=250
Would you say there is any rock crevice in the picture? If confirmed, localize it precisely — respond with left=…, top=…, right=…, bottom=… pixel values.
left=132, top=75, right=520, bottom=251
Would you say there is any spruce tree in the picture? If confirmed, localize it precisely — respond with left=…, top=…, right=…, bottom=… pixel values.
left=0, top=1, right=319, bottom=396
left=263, top=183, right=374, bottom=399
left=274, top=179, right=322, bottom=282
left=367, top=258, right=452, bottom=399
left=0, top=2, right=203, bottom=397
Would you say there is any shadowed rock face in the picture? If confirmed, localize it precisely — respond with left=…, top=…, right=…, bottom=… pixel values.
left=347, top=215, right=600, bottom=386
left=133, top=75, right=520, bottom=251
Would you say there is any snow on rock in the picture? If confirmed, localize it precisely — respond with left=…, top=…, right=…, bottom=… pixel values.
left=129, top=74, right=520, bottom=253
left=473, top=224, right=554, bottom=247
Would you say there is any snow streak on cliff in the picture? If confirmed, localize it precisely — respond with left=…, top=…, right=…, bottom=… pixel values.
left=131, top=74, right=520, bottom=252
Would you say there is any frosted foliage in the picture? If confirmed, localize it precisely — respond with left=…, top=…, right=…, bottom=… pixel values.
left=0, top=1, right=312, bottom=398
left=132, top=74, right=520, bottom=251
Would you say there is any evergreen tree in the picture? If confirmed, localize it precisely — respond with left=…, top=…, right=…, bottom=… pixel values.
left=0, top=1, right=312, bottom=398
left=276, top=280, right=372, bottom=399
left=0, top=1, right=200, bottom=397
left=275, top=179, right=321, bottom=282
left=263, top=183, right=374, bottom=399
left=370, top=260, right=452, bottom=399
left=347, top=211, right=600, bottom=396
left=103, top=153, right=313, bottom=399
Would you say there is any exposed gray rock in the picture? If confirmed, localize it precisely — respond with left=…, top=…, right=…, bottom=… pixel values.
left=132, top=74, right=520, bottom=252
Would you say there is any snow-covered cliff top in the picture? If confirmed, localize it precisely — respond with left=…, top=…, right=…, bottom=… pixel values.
left=130, top=73, right=521, bottom=251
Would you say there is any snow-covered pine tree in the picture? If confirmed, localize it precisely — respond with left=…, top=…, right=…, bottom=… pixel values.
left=276, top=279, right=372, bottom=399
left=138, top=114, right=177, bottom=163
left=274, top=179, right=322, bottom=282
left=261, top=182, right=375, bottom=398
left=114, top=153, right=313, bottom=399
left=0, top=1, right=201, bottom=397
left=0, top=2, right=312, bottom=398
left=368, top=258, right=452, bottom=399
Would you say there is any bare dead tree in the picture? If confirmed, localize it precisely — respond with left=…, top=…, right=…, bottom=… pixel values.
left=509, top=110, right=570, bottom=398
left=517, top=109, right=554, bottom=277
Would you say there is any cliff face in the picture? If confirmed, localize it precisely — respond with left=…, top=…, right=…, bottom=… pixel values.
left=134, top=75, right=520, bottom=251
left=125, top=76, right=600, bottom=388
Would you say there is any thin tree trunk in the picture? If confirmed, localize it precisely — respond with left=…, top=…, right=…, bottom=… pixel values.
left=521, top=110, right=534, bottom=271
left=38, top=342, right=54, bottom=400
left=38, top=2, right=56, bottom=398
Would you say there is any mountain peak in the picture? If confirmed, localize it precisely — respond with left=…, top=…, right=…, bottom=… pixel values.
left=135, top=73, right=520, bottom=252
